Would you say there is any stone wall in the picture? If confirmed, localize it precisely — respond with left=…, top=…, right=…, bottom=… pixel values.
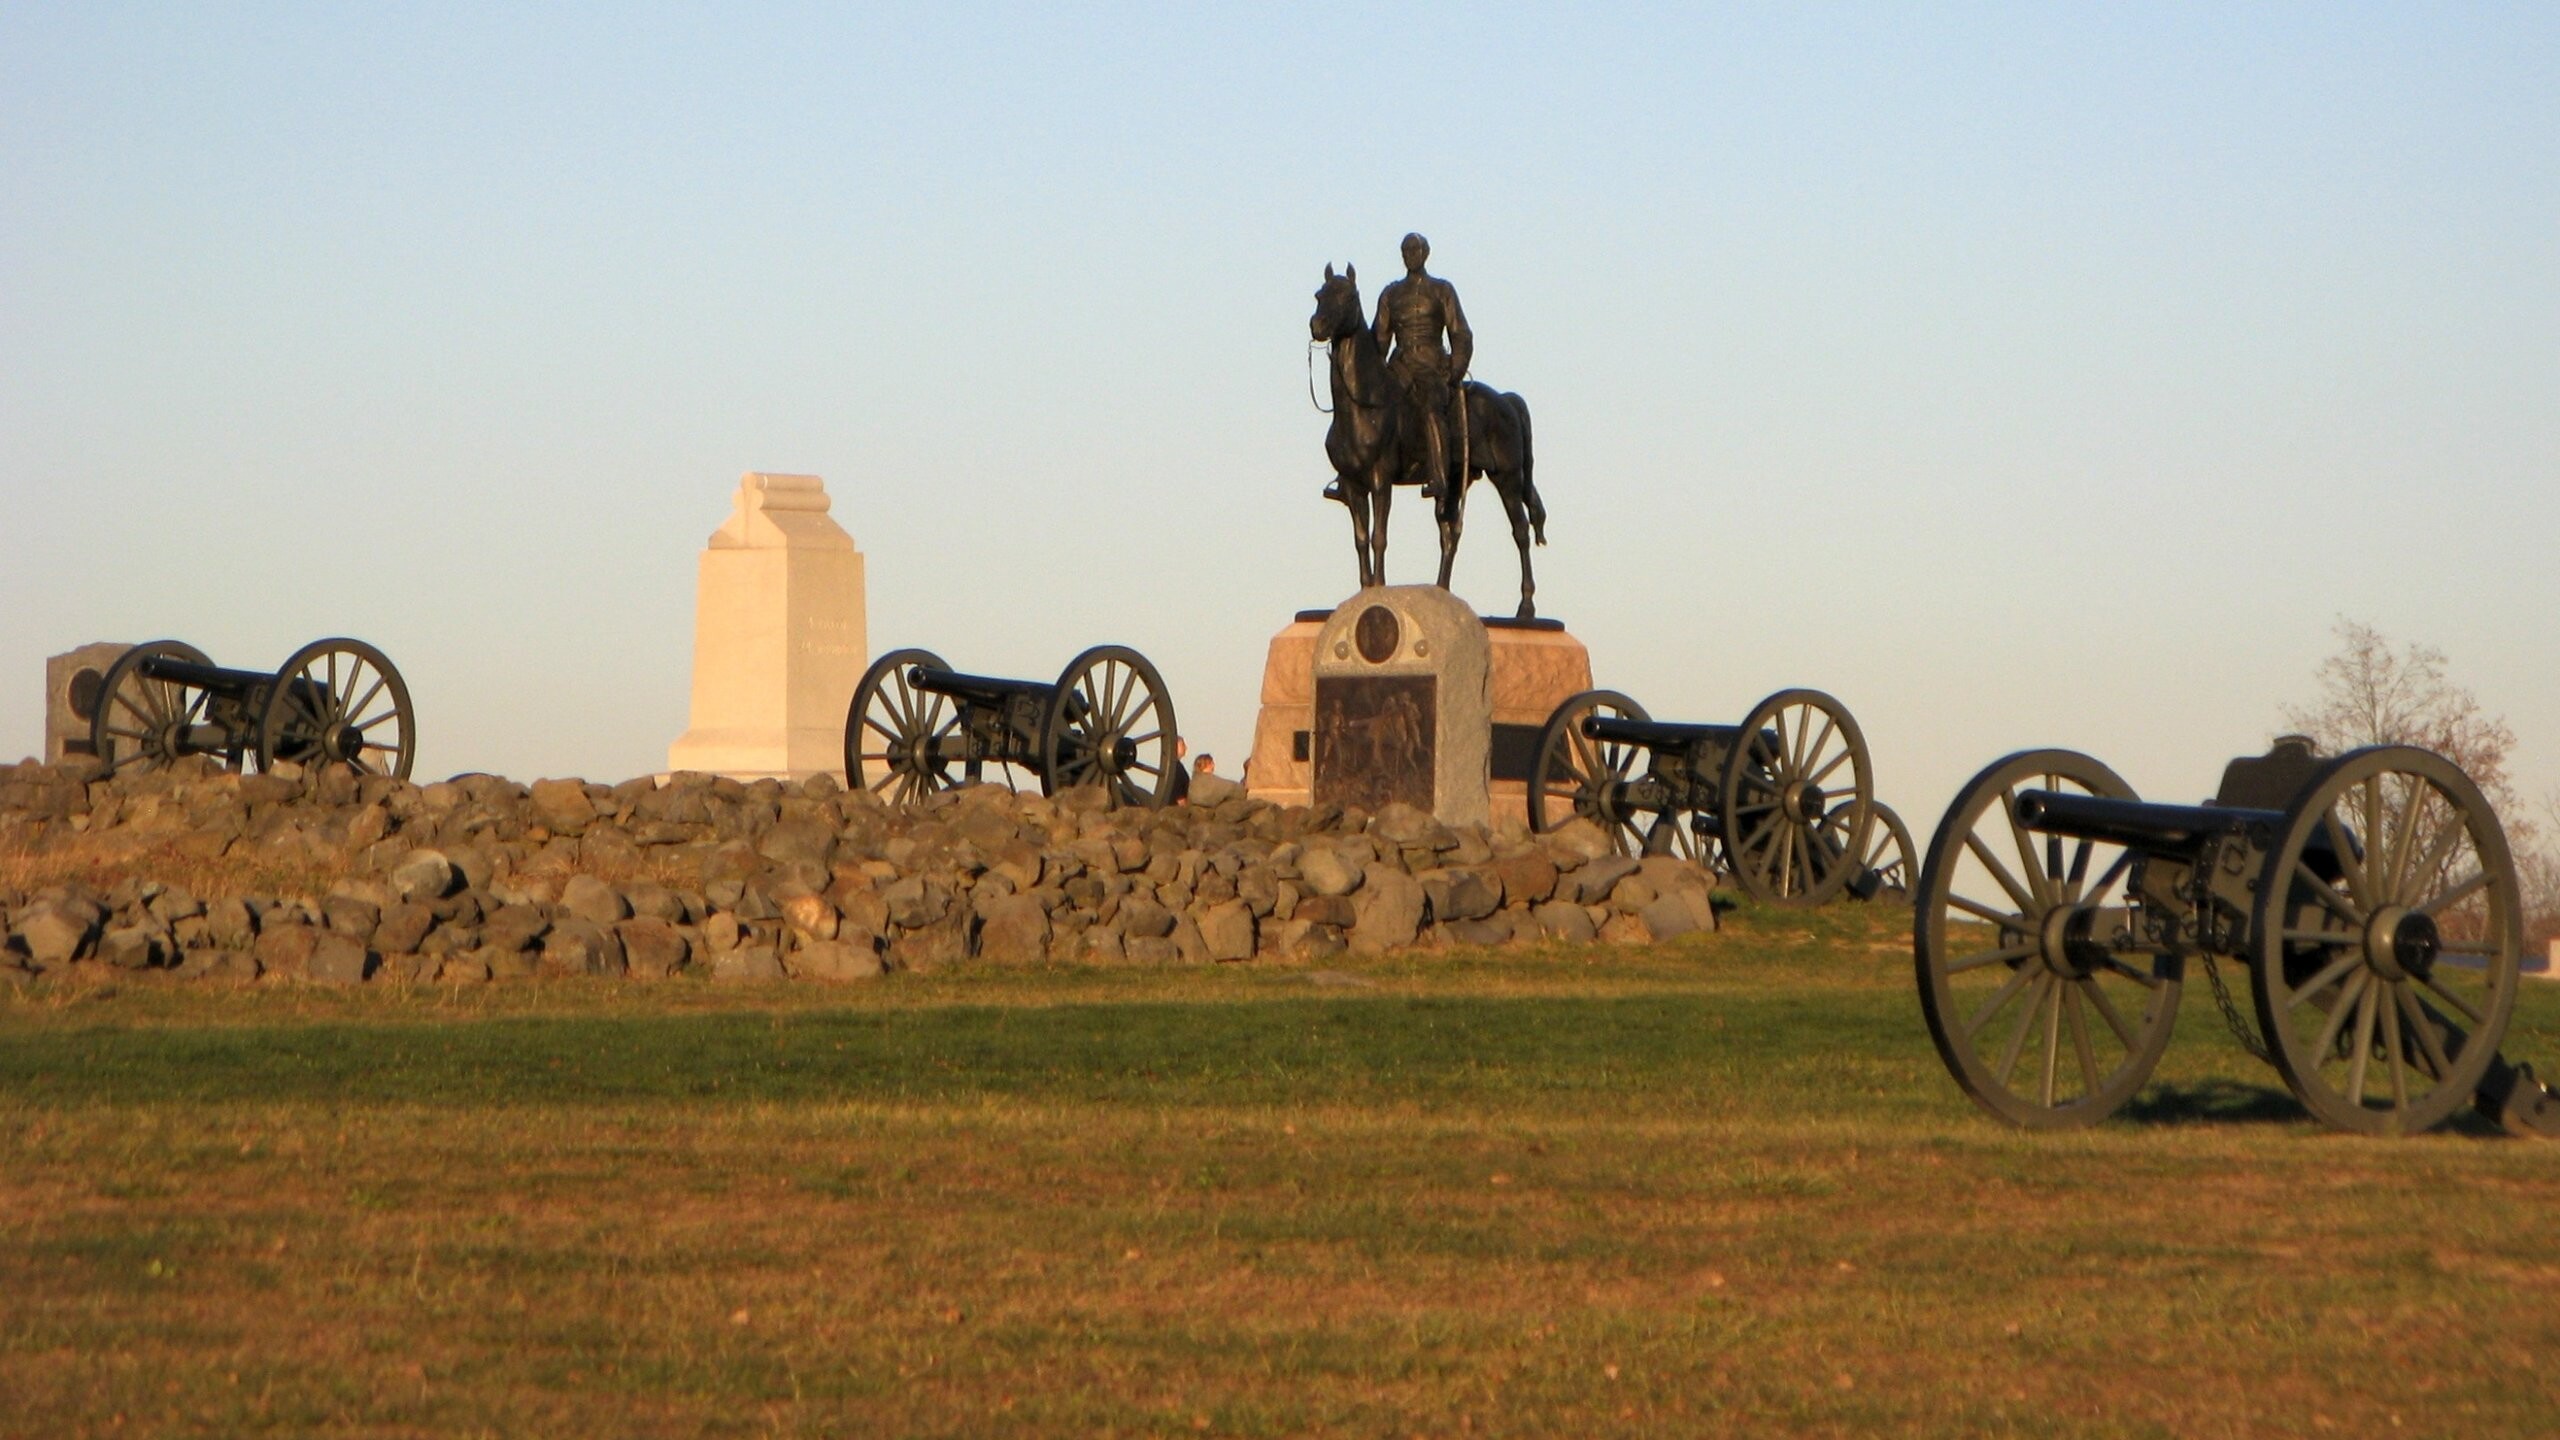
left=0, top=758, right=1716, bottom=987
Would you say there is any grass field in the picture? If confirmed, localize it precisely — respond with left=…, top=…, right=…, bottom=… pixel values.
left=5, top=905, right=2559, bottom=1438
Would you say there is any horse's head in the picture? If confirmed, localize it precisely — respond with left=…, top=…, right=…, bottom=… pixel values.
left=1310, top=262, right=1361, bottom=342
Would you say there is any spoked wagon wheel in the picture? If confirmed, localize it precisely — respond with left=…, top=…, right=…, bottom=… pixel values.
left=1719, top=689, right=1872, bottom=906
left=1527, top=689, right=1695, bottom=859
left=843, top=648, right=962, bottom=807
left=1915, top=749, right=2182, bottom=1129
left=2250, top=745, right=2521, bottom=1136
left=257, top=638, right=414, bottom=779
left=1042, top=646, right=1179, bottom=807
left=89, top=640, right=215, bottom=775
left=1838, top=799, right=1915, bottom=901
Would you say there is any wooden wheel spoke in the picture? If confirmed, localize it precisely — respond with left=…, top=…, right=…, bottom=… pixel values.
left=2321, top=813, right=2371, bottom=898
left=1947, top=893, right=2030, bottom=932
left=2285, top=950, right=2366, bottom=1011
left=2415, top=969, right=2485, bottom=1027
left=2003, top=789, right=2054, bottom=908
left=2393, top=984, right=2454, bottom=1082
left=2039, top=977, right=2066, bottom=1107
left=2080, top=978, right=2139, bottom=1050
left=1946, top=942, right=2034, bottom=975
left=2416, top=870, right=2490, bottom=919
left=2343, top=981, right=2381, bottom=1105
left=2065, top=985, right=2100, bottom=1096
left=1965, top=962, right=2040, bottom=1041
left=2381, top=982, right=2412, bottom=1111
left=1994, top=974, right=2050, bottom=1084
left=1964, top=832, right=2038, bottom=914
left=2296, top=863, right=2368, bottom=927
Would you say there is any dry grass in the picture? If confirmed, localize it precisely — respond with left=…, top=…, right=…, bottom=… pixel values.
left=5, top=905, right=2560, bottom=1438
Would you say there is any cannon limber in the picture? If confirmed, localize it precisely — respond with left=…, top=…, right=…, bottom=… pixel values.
left=1526, top=687, right=1905, bottom=907
left=1915, top=737, right=2559, bottom=1137
left=844, top=645, right=1181, bottom=809
left=88, top=637, right=416, bottom=780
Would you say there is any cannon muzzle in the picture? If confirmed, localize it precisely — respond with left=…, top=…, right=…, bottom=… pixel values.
left=2012, top=790, right=2281, bottom=853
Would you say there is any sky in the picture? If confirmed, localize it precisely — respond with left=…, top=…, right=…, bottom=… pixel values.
left=4, top=3, right=2555, bottom=840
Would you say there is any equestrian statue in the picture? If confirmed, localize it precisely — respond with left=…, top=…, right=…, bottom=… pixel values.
left=1310, top=234, right=1547, bottom=618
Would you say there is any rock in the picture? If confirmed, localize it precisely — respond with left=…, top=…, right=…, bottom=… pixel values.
left=541, top=918, right=626, bottom=977
left=1125, top=936, right=1180, bottom=965
left=323, top=893, right=382, bottom=940
left=711, top=946, right=786, bottom=984
left=789, top=939, right=883, bottom=982
left=207, top=896, right=258, bottom=949
left=1189, top=773, right=1244, bottom=806
left=615, top=918, right=690, bottom=979
left=887, top=915, right=970, bottom=970
left=778, top=889, right=838, bottom=941
left=625, top=882, right=687, bottom=924
left=481, top=904, right=550, bottom=954
left=1532, top=901, right=1597, bottom=944
left=438, top=954, right=495, bottom=984
left=757, top=818, right=836, bottom=873
left=837, top=889, right=891, bottom=942
left=253, top=923, right=320, bottom=979
left=1270, top=917, right=1347, bottom=961
left=529, top=778, right=596, bottom=836
left=389, top=848, right=458, bottom=901
left=307, top=933, right=371, bottom=984
left=1542, top=817, right=1616, bottom=864
left=976, top=894, right=1050, bottom=964
left=1292, top=893, right=1356, bottom=929
left=1442, top=917, right=1513, bottom=949
left=1419, top=867, right=1500, bottom=924
left=483, top=947, right=539, bottom=981
left=1350, top=868, right=1425, bottom=953
left=97, top=923, right=168, bottom=970
left=1638, top=896, right=1705, bottom=942
left=18, top=898, right=101, bottom=965
left=1598, top=912, right=1651, bottom=945
left=880, top=876, right=949, bottom=930
left=1573, top=854, right=1642, bottom=906
left=1608, top=875, right=1658, bottom=913
left=1486, top=850, right=1558, bottom=907
left=373, top=902, right=436, bottom=955
left=1197, top=900, right=1255, bottom=961
left=1298, top=845, right=1365, bottom=898
left=1080, top=927, right=1126, bottom=962
left=1371, top=802, right=1455, bottom=850
left=1117, top=898, right=1177, bottom=941
left=1170, top=911, right=1209, bottom=964
left=559, top=874, right=630, bottom=927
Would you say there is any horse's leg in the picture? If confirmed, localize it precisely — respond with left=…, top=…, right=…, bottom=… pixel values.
left=1436, top=475, right=1466, bottom=590
left=1368, top=472, right=1391, bottom=588
left=1496, top=471, right=1537, bottom=619
left=1345, top=476, right=1376, bottom=588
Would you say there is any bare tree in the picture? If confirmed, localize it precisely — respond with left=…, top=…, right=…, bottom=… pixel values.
left=2283, top=618, right=2551, bottom=946
left=2282, top=618, right=2522, bottom=813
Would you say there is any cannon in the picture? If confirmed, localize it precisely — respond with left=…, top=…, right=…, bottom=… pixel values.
left=1914, top=737, right=2559, bottom=1137
left=844, top=645, right=1181, bottom=809
left=1526, top=687, right=1888, bottom=906
left=87, top=637, right=416, bottom=781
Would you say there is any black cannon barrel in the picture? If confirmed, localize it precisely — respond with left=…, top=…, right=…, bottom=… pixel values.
left=2013, top=790, right=2283, bottom=852
left=906, top=666, right=1055, bottom=704
left=135, top=656, right=279, bottom=695
left=1581, top=715, right=1743, bottom=749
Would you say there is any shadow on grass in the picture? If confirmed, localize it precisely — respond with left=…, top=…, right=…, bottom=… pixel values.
left=2121, top=1078, right=2304, bottom=1127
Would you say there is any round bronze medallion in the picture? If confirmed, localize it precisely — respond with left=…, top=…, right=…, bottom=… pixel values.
left=1354, top=605, right=1400, bottom=664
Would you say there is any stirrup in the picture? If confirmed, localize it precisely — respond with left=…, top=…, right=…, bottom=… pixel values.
left=1322, top=480, right=1344, bottom=504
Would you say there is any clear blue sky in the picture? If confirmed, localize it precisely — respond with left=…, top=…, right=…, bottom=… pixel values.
left=5, top=3, right=2554, bottom=833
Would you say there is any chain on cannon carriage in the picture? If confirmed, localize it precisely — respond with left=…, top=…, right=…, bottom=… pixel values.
left=1913, top=735, right=2560, bottom=1137
left=84, top=637, right=417, bottom=781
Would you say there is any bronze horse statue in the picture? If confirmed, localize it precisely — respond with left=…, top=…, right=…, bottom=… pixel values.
left=1310, top=264, right=1547, bottom=617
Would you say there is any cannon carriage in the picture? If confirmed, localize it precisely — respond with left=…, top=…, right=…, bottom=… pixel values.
left=844, top=645, right=1181, bottom=810
left=1526, top=687, right=1905, bottom=907
left=87, top=637, right=416, bottom=780
left=1915, top=736, right=2559, bottom=1137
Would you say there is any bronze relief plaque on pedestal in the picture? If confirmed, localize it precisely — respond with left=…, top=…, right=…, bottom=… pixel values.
left=1313, top=674, right=1436, bottom=813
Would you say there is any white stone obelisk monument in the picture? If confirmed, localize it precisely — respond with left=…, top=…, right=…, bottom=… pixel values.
left=666, top=473, right=866, bottom=780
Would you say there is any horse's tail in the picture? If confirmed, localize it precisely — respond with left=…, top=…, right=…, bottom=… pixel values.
left=1511, top=392, right=1545, bottom=543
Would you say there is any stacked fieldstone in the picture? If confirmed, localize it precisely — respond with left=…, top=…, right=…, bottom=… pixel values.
left=0, top=756, right=1716, bottom=986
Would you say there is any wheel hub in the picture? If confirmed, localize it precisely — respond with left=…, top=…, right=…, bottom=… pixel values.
left=2036, top=904, right=2105, bottom=980
left=2363, top=904, right=2439, bottom=982
left=1782, top=779, right=1824, bottom=823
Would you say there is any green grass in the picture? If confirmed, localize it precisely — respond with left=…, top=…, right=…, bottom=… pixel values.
left=5, top=906, right=2559, bottom=1438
